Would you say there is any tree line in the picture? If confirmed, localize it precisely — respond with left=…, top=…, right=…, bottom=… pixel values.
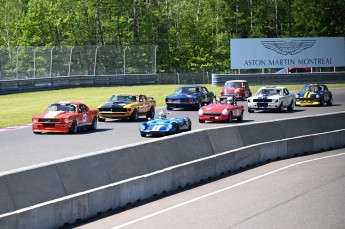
left=1, top=0, right=344, bottom=73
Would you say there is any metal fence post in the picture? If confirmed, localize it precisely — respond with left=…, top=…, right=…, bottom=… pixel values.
left=68, top=46, right=74, bottom=77
left=124, top=46, right=128, bottom=74
left=50, top=46, right=55, bottom=77
left=94, top=46, right=100, bottom=76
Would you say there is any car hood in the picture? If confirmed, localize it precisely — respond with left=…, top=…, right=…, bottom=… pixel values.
left=101, top=101, right=133, bottom=108
left=166, top=94, right=198, bottom=99
left=34, top=111, right=74, bottom=119
left=201, top=103, right=239, bottom=112
left=250, top=94, right=281, bottom=99
left=223, top=88, right=243, bottom=94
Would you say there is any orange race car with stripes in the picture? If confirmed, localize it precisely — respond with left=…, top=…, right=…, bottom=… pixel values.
left=32, top=101, right=98, bottom=134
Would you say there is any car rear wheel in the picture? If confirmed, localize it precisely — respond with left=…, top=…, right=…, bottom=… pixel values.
left=130, top=109, right=139, bottom=121
left=199, top=119, right=205, bottom=123
left=69, top=121, right=78, bottom=134
left=187, top=124, right=192, bottom=131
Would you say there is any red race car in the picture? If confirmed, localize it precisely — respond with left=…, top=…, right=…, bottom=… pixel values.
left=220, top=80, right=252, bottom=101
left=198, top=96, right=244, bottom=123
left=32, top=101, right=99, bottom=134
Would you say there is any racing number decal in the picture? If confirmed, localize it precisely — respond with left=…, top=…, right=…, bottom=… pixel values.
left=82, top=114, right=87, bottom=123
left=152, top=125, right=163, bottom=131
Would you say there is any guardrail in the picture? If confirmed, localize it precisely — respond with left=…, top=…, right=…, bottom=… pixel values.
left=0, top=74, right=158, bottom=95
left=1, top=112, right=344, bottom=228
left=212, top=72, right=345, bottom=86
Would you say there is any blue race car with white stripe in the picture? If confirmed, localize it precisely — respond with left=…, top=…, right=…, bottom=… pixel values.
left=139, top=110, right=191, bottom=137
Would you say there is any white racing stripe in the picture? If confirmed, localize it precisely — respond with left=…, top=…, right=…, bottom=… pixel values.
left=112, top=152, right=345, bottom=229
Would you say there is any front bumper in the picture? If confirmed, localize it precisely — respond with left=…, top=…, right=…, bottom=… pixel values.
left=248, top=102, right=280, bottom=110
left=296, top=100, right=320, bottom=106
left=199, top=114, right=228, bottom=122
left=32, top=122, right=72, bottom=133
left=99, top=112, right=132, bottom=119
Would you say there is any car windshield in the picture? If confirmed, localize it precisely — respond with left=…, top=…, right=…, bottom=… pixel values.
left=175, top=87, right=202, bottom=94
left=257, top=88, right=281, bottom=95
left=108, top=95, right=137, bottom=102
left=47, top=104, right=77, bottom=113
left=225, top=82, right=242, bottom=88
left=301, top=85, right=322, bottom=93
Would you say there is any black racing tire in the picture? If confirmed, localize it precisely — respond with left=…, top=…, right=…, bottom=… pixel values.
left=287, top=100, right=294, bottom=112
left=248, top=108, right=254, bottom=113
left=33, top=131, right=41, bottom=134
left=146, top=107, right=155, bottom=119
left=175, top=125, right=180, bottom=134
left=319, top=97, right=324, bottom=106
left=140, top=133, right=146, bottom=137
left=188, top=124, right=192, bottom=131
left=326, top=97, right=333, bottom=106
left=130, top=109, right=139, bottom=121
left=227, top=112, right=233, bottom=123
left=69, top=120, right=78, bottom=134
left=167, top=106, right=172, bottom=111
left=98, top=117, right=106, bottom=122
left=89, top=117, right=97, bottom=131
left=237, top=111, right=244, bottom=121
left=199, top=119, right=205, bottom=123
left=277, top=103, right=284, bottom=113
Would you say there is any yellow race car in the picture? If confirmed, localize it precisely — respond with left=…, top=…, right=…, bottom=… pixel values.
left=97, top=94, right=156, bottom=121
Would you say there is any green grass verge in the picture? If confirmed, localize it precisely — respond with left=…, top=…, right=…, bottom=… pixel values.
left=1, top=83, right=344, bottom=128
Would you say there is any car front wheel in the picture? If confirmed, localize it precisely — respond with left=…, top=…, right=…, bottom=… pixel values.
left=69, top=121, right=78, bottom=134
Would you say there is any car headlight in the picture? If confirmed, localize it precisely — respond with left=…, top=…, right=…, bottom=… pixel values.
left=64, top=118, right=69, bottom=123
left=140, top=123, right=147, bottom=131
left=247, top=99, right=251, bottom=103
left=275, top=99, right=279, bottom=103
left=198, top=109, right=204, bottom=115
left=296, top=95, right=299, bottom=98
left=222, top=109, right=229, bottom=115
left=167, top=124, right=173, bottom=130
left=33, top=118, right=37, bottom=123
left=316, top=94, right=320, bottom=98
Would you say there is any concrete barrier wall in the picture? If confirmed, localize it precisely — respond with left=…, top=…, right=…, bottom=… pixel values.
left=1, top=112, right=345, bottom=228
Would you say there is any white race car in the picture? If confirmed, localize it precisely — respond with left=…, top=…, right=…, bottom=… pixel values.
left=247, top=86, right=295, bottom=113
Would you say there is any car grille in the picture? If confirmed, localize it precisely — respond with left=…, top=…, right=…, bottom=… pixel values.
left=169, top=98, right=192, bottom=103
left=99, top=108, right=128, bottom=112
left=204, top=113, right=221, bottom=117
left=253, top=99, right=272, bottom=102
left=38, top=118, right=60, bottom=123
left=43, top=123, right=56, bottom=128
left=257, top=103, right=269, bottom=107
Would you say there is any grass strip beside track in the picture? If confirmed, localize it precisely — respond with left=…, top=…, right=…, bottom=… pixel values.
left=1, top=84, right=344, bottom=128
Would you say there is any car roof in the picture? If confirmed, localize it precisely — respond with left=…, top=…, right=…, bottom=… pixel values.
left=225, top=80, right=248, bottom=83
left=179, top=85, right=204, bottom=88
left=259, top=86, right=285, bottom=89
left=53, top=101, right=82, bottom=105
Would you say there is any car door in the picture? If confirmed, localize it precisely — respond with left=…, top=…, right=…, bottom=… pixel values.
left=283, top=88, right=292, bottom=107
left=138, top=95, right=149, bottom=114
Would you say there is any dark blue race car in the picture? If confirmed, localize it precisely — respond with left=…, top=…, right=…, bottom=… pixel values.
left=165, top=85, right=214, bottom=111
left=295, top=84, right=333, bottom=106
left=139, top=110, right=192, bottom=137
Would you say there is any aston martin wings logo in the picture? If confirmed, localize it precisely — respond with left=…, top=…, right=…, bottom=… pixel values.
left=261, top=40, right=316, bottom=55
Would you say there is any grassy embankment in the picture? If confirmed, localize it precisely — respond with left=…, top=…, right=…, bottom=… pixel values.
left=1, top=84, right=344, bottom=128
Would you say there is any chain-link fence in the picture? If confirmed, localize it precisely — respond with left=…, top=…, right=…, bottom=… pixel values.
left=0, top=45, right=158, bottom=80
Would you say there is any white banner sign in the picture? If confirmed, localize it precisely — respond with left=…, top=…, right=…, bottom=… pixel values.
left=230, top=37, right=345, bottom=69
